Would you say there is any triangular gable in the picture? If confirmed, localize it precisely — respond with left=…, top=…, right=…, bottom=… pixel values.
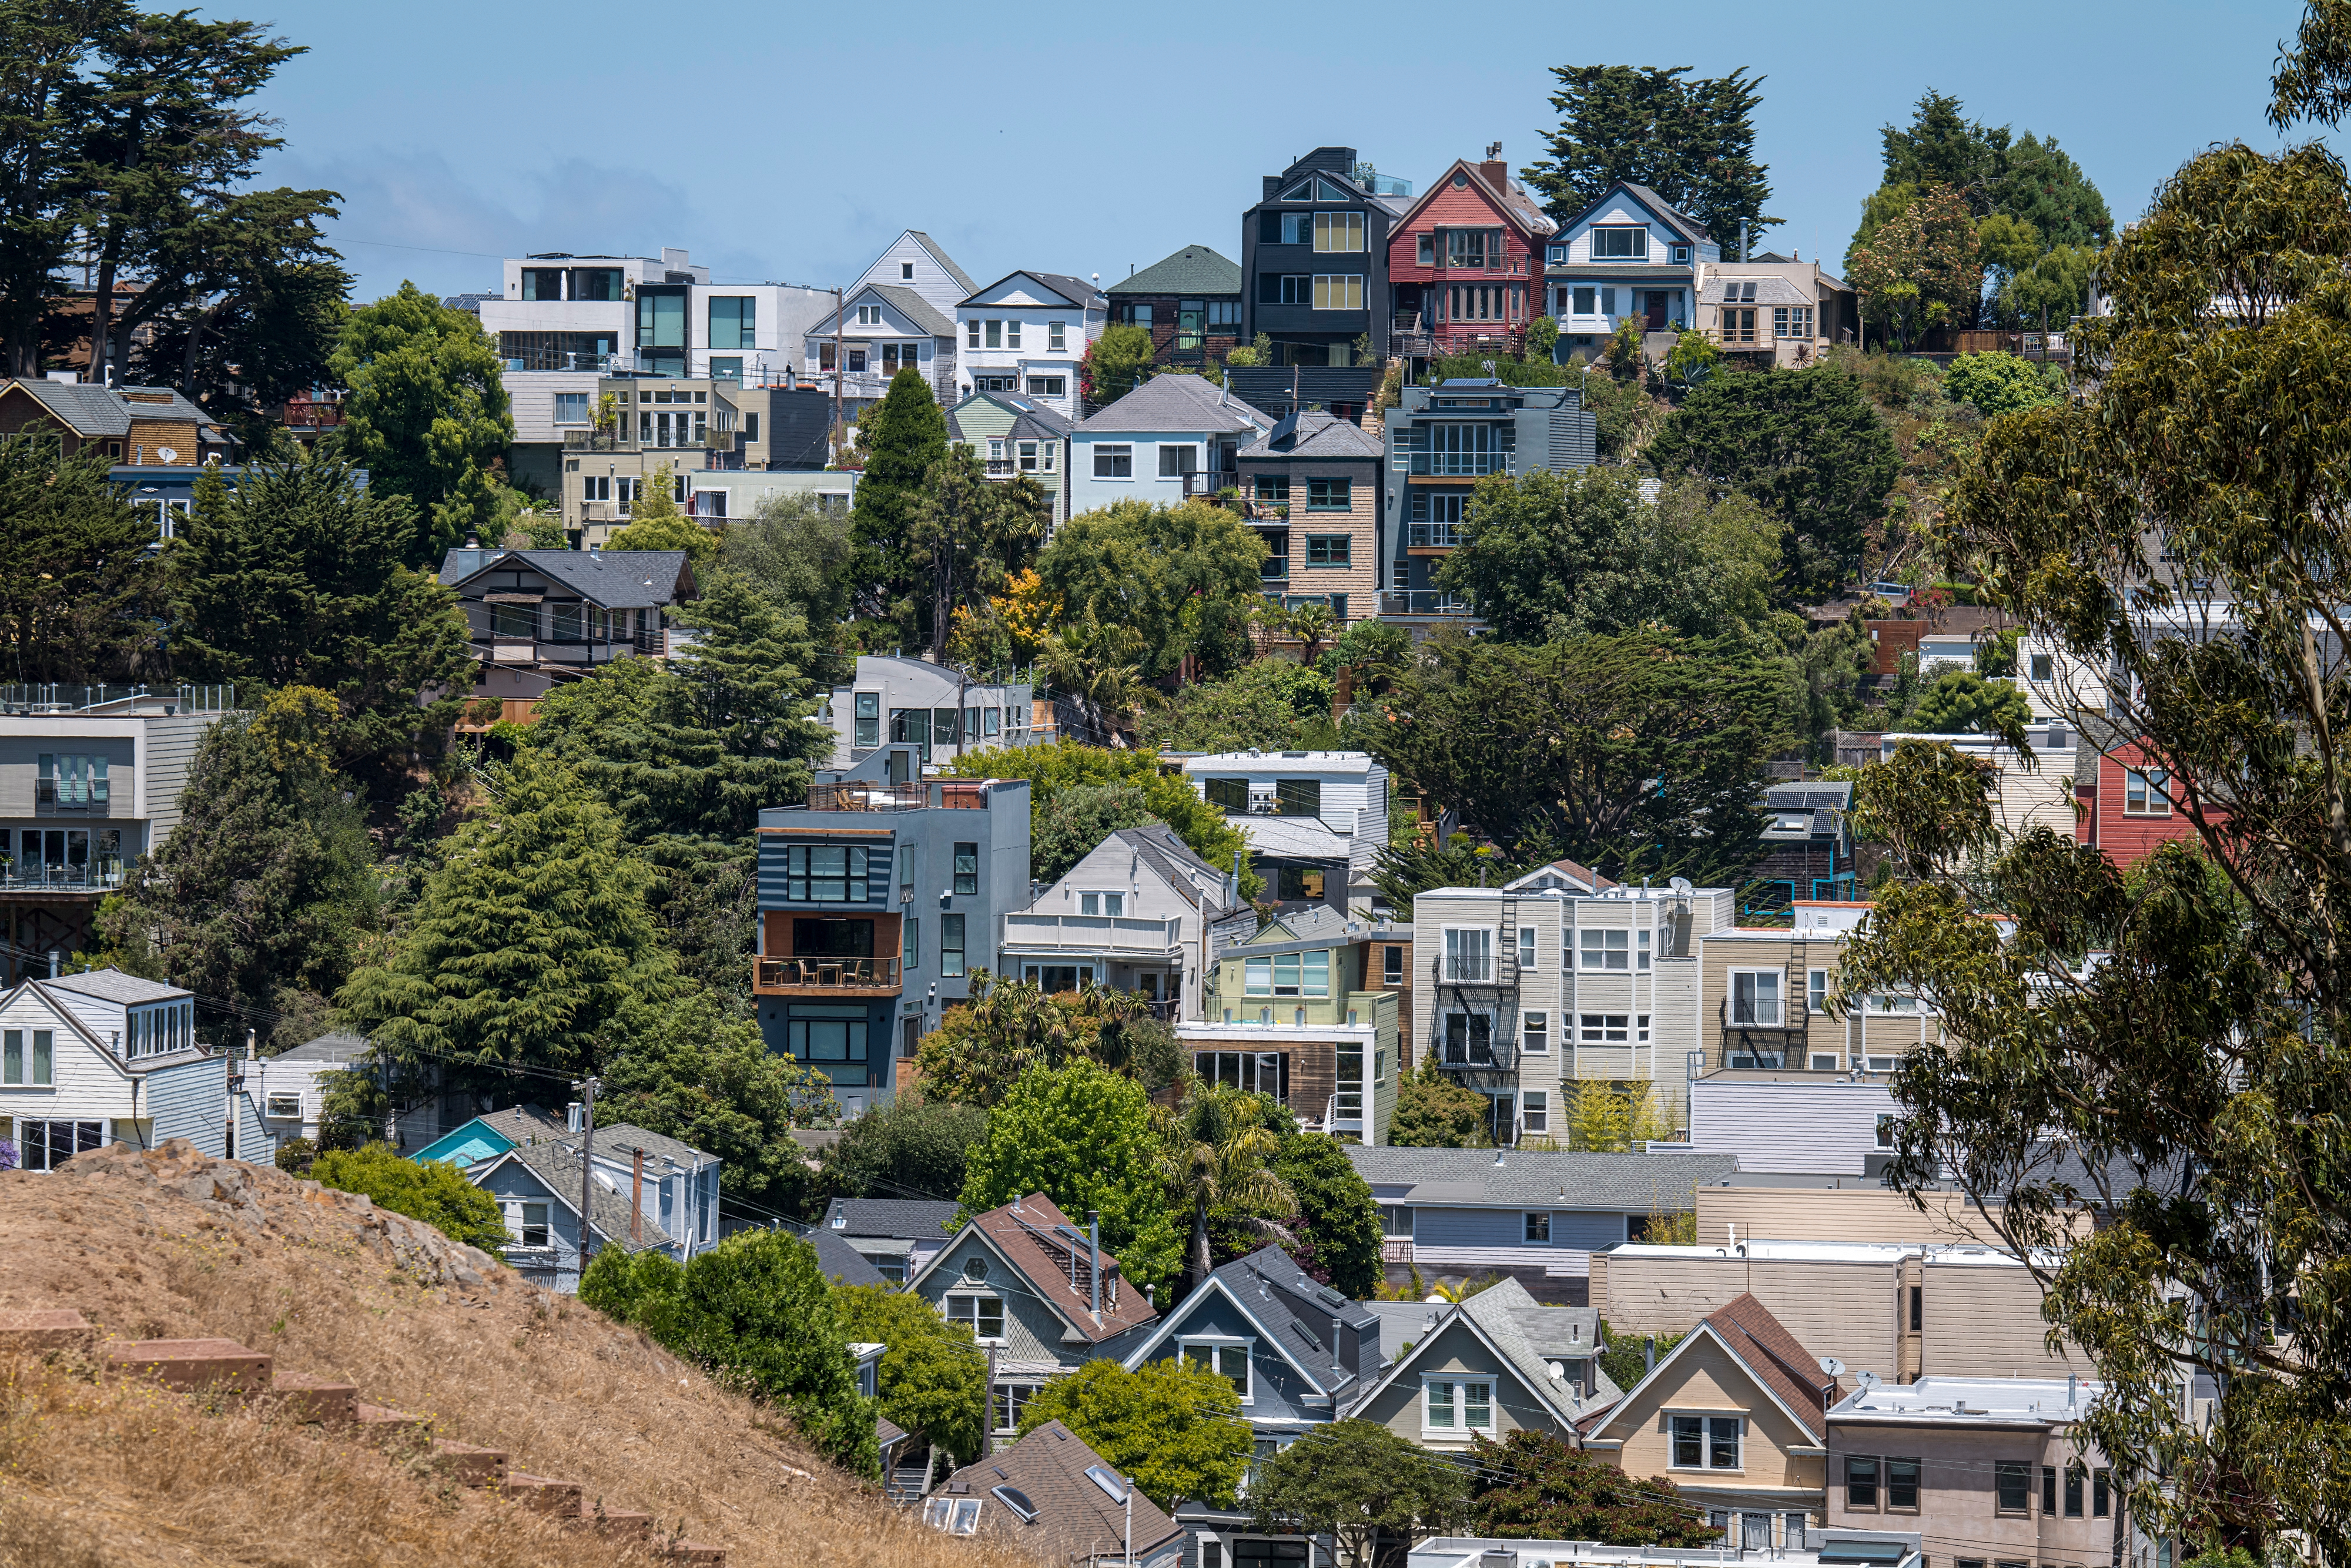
left=1275, top=173, right=1363, bottom=203
left=1387, top=160, right=1544, bottom=240
left=1556, top=180, right=1702, bottom=246
left=960, top=270, right=1090, bottom=310
left=906, top=1212, right=1091, bottom=1338
left=1117, top=1274, right=1334, bottom=1398
left=1589, top=1316, right=1823, bottom=1445
left=467, top=1148, right=606, bottom=1241
left=1351, top=1300, right=1582, bottom=1429
left=9, top=980, right=133, bottom=1082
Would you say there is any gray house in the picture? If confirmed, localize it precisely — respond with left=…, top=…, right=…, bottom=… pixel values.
left=754, top=741, right=1032, bottom=1115
left=1345, top=1275, right=1622, bottom=1452
left=465, top=1137, right=675, bottom=1293
left=1003, top=823, right=1255, bottom=1020
left=819, top=1195, right=963, bottom=1284
left=434, top=546, right=698, bottom=719
left=907, top=1192, right=1159, bottom=1448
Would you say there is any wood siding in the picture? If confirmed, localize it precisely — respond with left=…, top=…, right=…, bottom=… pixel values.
left=1591, top=1255, right=1904, bottom=1384
left=1919, top=1259, right=2092, bottom=1377
left=1693, top=1187, right=2010, bottom=1248
left=1598, top=1332, right=1826, bottom=1505
left=1828, top=1422, right=2115, bottom=1561
left=1351, top=1313, right=1558, bottom=1449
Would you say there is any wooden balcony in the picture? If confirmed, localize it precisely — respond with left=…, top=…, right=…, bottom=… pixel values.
left=755, top=957, right=901, bottom=993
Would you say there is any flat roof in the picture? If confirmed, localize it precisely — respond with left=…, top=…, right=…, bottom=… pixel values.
left=1607, top=1239, right=2037, bottom=1265
left=1831, top=1375, right=2102, bottom=1425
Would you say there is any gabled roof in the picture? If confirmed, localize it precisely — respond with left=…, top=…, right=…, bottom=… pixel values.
left=811, top=1228, right=890, bottom=1289
left=862, top=282, right=957, bottom=338
left=5, top=980, right=133, bottom=1080
left=1235, top=408, right=1381, bottom=462
left=437, top=547, right=695, bottom=609
left=1703, top=274, right=1816, bottom=307
left=904, top=231, right=978, bottom=296
left=1252, top=903, right=1355, bottom=945
left=1351, top=1276, right=1617, bottom=1429
left=1074, top=373, right=1271, bottom=437
left=822, top=1197, right=963, bottom=1241
left=1503, top=857, right=1618, bottom=895
left=1344, top=1146, right=1736, bottom=1209
left=1109, top=245, right=1243, bottom=297
left=588, top=1123, right=718, bottom=1170
left=947, top=390, right=1073, bottom=445
left=44, top=968, right=190, bottom=1005
left=960, top=270, right=1101, bottom=310
left=933, top=1420, right=1183, bottom=1566
left=1594, top=1291, right=1838, bottom=1446
left=411, top=1105, right=567, bottom=1167
left=910, top=1192, right=1158, bottom=1345
left=1558, top=180, right=1712, bottom=247
left=1122, top=1242, right=1381, bottom=1398
left=1389, top=159, right=1558, bottom=240
left=271, top=1030, right=373, bottom=1065
left=4, top=378, right=226, bottom=440
left=1103, top=823, right=1245, bottom=919
left=476, top=1140, right=674, bottom=1253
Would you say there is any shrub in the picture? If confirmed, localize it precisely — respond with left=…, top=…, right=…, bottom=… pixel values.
left=308, top=1143, right=507, bottom=1251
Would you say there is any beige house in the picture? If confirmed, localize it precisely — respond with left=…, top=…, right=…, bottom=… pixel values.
left=1585, top=1292, right=1838, bottom=1550
left=1697, top=904, right=1954, bottom=1078
left=1695, top=257, right=1860, bottom=367
left=1345, top=1276, right=1620, bottom=1450
left=1827, top=1376, right=2118, bottom=1568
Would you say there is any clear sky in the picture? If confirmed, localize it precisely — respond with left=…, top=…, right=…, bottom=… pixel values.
left=247, top=0, right=2319, bottom=304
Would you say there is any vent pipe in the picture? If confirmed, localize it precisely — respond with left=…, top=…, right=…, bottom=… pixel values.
left=1087, top=1209, right=1102, bottom=1321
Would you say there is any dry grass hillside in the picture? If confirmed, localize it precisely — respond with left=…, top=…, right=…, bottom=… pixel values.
left=0, top=1143, right=1037, bottom=1568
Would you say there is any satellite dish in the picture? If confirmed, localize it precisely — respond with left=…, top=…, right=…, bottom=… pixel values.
left=1547, top=1361, right=1567, bottom=1382
left=1855, top=1370, right=1882, bottom=1391
left=1820, top=1358, right=1846, bottom=1378
left=156, top=447, right=179, bottom=464
left=1669, top=876, right=1694, bottom=895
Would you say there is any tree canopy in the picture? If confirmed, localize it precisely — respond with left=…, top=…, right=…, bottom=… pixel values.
left=1034, top=498, right=1267, bottom=682
left=1846, top=185, right=1986, bottom=346
left=833, top=1283, right=987, bottom=1471
left=1017, top=1358, right=1252, bottom=1512
left=1466, top=1429, right=1714, bottom=1545
left=0, top=440, right=158, bottom=684
left=1521, top=65, right=1775, bottom=246
left=1388, top=1054, right=1493, bottom=1148
left=1250, top=1419, right=1468, bottom=1568
left=309, top=1144, right=508, bottom=1252
left=949, top=741, right=1259, bottom=899
left=846, top=366, right=948, bottom=635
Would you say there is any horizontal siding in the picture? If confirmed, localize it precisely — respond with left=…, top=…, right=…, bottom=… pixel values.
left=140, top=715, right=221, bottom=842
left=145, top=1054, right=226, bottom=1155
left=1920, top=1260, right=2088, bottom=1376
left=1689, top=1080, right=1894, bottom=1175
left=1595, top=1254, right=1902, bottom=1382
left=0, top=987, right=133, bottom=1126
left=1694, top=1187, right=2010, bottom=1247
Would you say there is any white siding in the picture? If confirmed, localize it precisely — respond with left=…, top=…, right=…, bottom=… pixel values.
left=0, top=986, right=136, bottom=1134
left=1689, top=1079, right=1897, bottom=1176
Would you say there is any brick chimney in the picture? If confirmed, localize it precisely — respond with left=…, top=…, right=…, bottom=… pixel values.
left=1480, top=142, right=1506, bottom=191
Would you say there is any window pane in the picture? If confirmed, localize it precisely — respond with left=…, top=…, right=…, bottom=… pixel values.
left=1672, top=1415, right=1702, bottom=1467
left=1847, top=1456, right=1880, bottom=1508
left=1426, top=1381, right=1453, bottom=1427
left=1890, top=1459, right=1920, bottom=1510
left=1709, top=1417, right=1740, bottom=1468
left=1463, top=1383, right=1491, bottom=1428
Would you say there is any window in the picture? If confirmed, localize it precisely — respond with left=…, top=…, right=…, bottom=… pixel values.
left=2065, top=1464, right=2085, bottom=1517
left=1442, top=1012, right=1492, bottom=1064
left=1521, top=1089, right=1548, bottom=1133
left=1731, top=970, right=1783, bottom=1026
left=1255, top=474, right=1290, bottom=504
left=35, top=754, right=108, bottom=807
left=1580, top=929, right=1629, bottom=970
left=1384, top=944, right=1404, bottom=984
left=1846, top=1454, right=1881, bottom=1509
left=1721, top=307, right=1757, bottom=343
left=708, top=296, right=756, bottom=349
left=1027, top=376, right=1066, bottom=398
left=965, top=319, right=980, bottom=349
left=1809, top=968, right=1830, bottom=1015
left=854, top=692, right=880, bottom=748
left=1275, top=778, right=1320, bottom=817
left=552, top=392, right=590, bottom=425
left=940, top=913, right=967, bottom=977
left=1312, top=274, right=1364, bottom=311
left=946, top=1294, right=1004, bottom=1339
left=953, top=843, right=979, bottom=896
left=2125, top=767, right=2171, bottom=815
left=1579, top=1014, right=1630, bottom=1043
left=1006, top=320, right=1022, bottom=350
left=1158, top=444, right=1200, bottom=478
left=1093, top=444, right=1133, bottom=478
left=1670, top=1415, right=1740, bottom=1469
left=1773, top=305, right=1813, bottom=339
left=1379, top=1205, right=1413, bottom=1239
left=1995, top=1460, right=2032, bottom=1513
left=1444, top=928, right=1492, bottom=981
left=1424, top=1379, right=1492, bottom=1432
left=2094, top=1468, right=2111, bottom=1517
left=900, top=260, right=916, bottom=280
left=15, top=1119, right=102, bottom=1170
left=1888, top=1458, right=1920, bottom=1510
left=1314, top=212, right=1365, bottom=252
left=1710, top=1416, right=1741, bottom=1468
left=2043, top=1464, right=2058, bottom=1515
left=515, top=1202, right=551, bottom=1248
left=1637, top=930, right=1652, bottom=970
left=1591, top=227, right=1649, bottom=259
left=1305, top=478, right=1351, bottom=511
left=1078, top=892, right=1126, bottom=917
left=1416, top=233, right=1436, bottom=266
left=1524, top=1211, right=1550, bottom=1242
left=782, top=843, right=873, bottom=903
left=855, top=304, right=882, bottom=326
left=1277, top=212, right=1314, bottom=245
left=1204, top=777, right=1248, bottom=813
left=3, top=1028, right=55, bottom=1086
left=1572, top=286, right=1598, bottom=316
left=1305, top=534, right=1350, bottom=565
left=1522, top=1011, right=1548, bottom=1054
left=708, top=356, right=742, bottom=381
left=1673, top=1416, right=1704, bottom=1468
left=1181, top=1341, right=1252, bottom=1400
left=2031, top=652, right=2055, bottom=681
left=1909, top=1284, right=1923, bottom=1331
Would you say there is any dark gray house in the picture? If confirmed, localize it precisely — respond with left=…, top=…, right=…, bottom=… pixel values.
left=754, top=741, right=1030, bottom=1114
left=1240, top=146, right=1413, bottom=368
left=819, top=1196, right=963, bottom=1284
left=1108, top=244, right=1244, bottom=371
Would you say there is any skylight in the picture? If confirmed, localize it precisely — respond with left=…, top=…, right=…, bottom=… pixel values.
left=1085, top=1465, right=1128, bottom=1503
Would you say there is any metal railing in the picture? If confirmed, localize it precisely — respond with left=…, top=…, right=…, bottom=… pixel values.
left=1404, top=450, right=1515, bottom=477
left=0, top=683, right=236, bottom=715
left=999, top=914, right=1184, bottom=953
left=1408, top=522, right=1466, bottom=549
left=0, top=862, right=125, bottom=893
left=756, top=956, right=902, bottom=990
left=1378, top=590, right=1476, bottom=617
left=805, top=782, right=926, bottom=813
left=562, top=430, right=625, bottom=451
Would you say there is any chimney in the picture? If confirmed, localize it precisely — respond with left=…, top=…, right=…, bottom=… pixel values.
left=631, top=1147, right=644, bottom=1247
left=1480, top=144, right=1506, bottom=190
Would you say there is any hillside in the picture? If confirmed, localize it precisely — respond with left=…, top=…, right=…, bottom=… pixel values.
left=0, top=1143, right=1033, bottom=1568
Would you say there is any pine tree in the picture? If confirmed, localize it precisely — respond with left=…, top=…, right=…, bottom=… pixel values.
left=0, top=439, right=158, bottom=683
left=846, top=367, right=947, bottom=631
left=337, top=747, right=669, bottom=1094
left=1522, top=65, right=1776, bottom=246
left=671, top=568, right=835, bottom=801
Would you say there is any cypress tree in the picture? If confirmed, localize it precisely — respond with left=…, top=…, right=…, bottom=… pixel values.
left=845, top=366, right=946, bottom=632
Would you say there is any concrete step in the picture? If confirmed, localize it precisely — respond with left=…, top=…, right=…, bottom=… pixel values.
left=658, top=1544, right=725, bottom=1566
left=353, top=1402, right=434, bottom=1441
left=268, top=1370, right=358, bottom=1423
left=580, top=1505, right=654, bottom=1540
left=428, top=1438, right=509, bottom=1486
left=0, top=1309, right=93, bottom=1355
left=499, top=1472, right=584, bottom=1515
left=102, top=1338, right=270, bottom=1394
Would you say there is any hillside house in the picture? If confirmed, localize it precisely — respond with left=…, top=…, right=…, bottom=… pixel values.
left=1187, top=907, right=1404, bottom=1140
left=1003, top=824, right=1255, bottom=1020
left=1067, top=373, right=1271, bottom=515
left=1346, top=1275, right=1620, bottom=1449
left=1543, top=181, right=1718, bottom=360
left=464, top=1136, right=676, bottom=1292
left=0, top=970, right=242, bottom=1168
left=925, top=1420, right=1183, bottom=1566
left=1385, top=148, right=1557, bottom=362
left=1240, top=146, right=1414, bottom=367
left=955, top=270, right=1106, bottom=420
left=1177, top=750, right=1388, bottom=914
left=1107, top=245, right=1244, bottom=371
left=1234, top=410, right=1382, bottom=625
left=434, top=547, right=696, bottom=722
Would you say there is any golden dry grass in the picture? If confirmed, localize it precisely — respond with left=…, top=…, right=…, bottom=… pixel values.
left=0, top=1155, right=1045, bottom=1568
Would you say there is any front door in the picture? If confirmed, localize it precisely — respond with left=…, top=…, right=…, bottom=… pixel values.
left=1645, top=290, right=1669, bottom=331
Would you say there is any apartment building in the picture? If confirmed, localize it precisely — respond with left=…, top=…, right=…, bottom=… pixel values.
left=1177, top=749, right=1388, bottom=913
left=954, top=270, right=1106, bottom=421
left=556, top=373, right=844, bottom=545
left=1234, top=410, right=1382, bottom=626
left=1408, top=874, right=1737, bottom=1145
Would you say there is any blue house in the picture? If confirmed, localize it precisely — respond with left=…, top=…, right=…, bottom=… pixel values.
left=1542, top=179, right=1720, bottom=361
left=408, top=1104, right=567, bottom=1170
left=416, top=1107, right=720, bottom=1259
left=465, top=1138, right=676, bottom=1292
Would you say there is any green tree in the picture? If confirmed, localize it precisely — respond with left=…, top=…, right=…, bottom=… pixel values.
left=578, top=1229, right=878, bottom=1477
left=1158, top=1081, right=1296, bottom=1290
left=948, top=741, right=1259, bottom=898
left=846, top=366, right=949, bottom=631
left=604, top=462, right=716, bottom=567
left=910, top=445, right=1048, bottom=659
left=1878, top=90, right=2111, bottom=246
left=167, top=452, right=475, bottom=785
left=1036, top=498, right=1268, bottom=681
left=1567, top=1079, right=1633, bottom=1152
left=1436, top=469, right=1779, bottom=641
left=1250, top=1419, right=1468, bottom=1568
left=1466, top=1429, right=1714, bottom=1544
left=1943, top=351, right=2061, bottom=420
left=1388, top=1054, right=1492, bottom=1148
left=720, top=490, right=855, bottom=628
left=1845, top=180, right=1920, bottom=275
left=1521, top=65, right=1776, bottom=246
left=833, top=1283, right=988, bottom=1474
left=1647, top=366, right=1900, bottom=595
left=328, top=282, right=513, bottom=564
left=598, top=986, right=839, bottom=1224
left=337, top=747, right=668, bottom=1099
left=819, top=1093, right=989, bottom=1205
left=1143, top=659, right=1336, bottom=754
left=92, top=708, right=377, bottom=1046
left=1837, top=55, right=2351, bottom=1549
left=1903, top=669, right=2031, bottom=735
left=309, top=1144, right=507, bottom=1251
left=1368, top=835, right=1559, bottom=907
left=1079, top=324, right=1158, bottom=408
left=956, top=1059, right=1182, bottom=1298
left=1597, top=1319, right=1684, bottom=1392
left=1846, top=185, right=1985, bottom=346
left=1359, top=632, right=1794, bottom=886
left=1271, top=1131, right=1383, bottom=1299
left=0, top=440, right=156, bottom=682
left=1018, top=1358, right=1252, bottom=1512
left=916, top=972, right=1173, bottom=1107
left=1029, top=782, right=1160, bottom=884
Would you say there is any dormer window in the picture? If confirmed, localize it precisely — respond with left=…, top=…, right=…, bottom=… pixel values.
left=1590, top=227, right=1648, bottom=260
left=1671, top=244, right=1692, bottom=264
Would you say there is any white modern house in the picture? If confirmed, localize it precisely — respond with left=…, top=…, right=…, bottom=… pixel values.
left=1177, top=749, right=1388, bottom=913
left=953, top=271, right=1107, bottom=421
left=816, top=655, right=1051, bottom=770
left=1066, top=374, right=1270, bottom=517
left=999, top=825, right=1255, bottom=1019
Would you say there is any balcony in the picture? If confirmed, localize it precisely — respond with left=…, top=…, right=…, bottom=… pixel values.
left=563, top=430, right=626, bottom=452
left=1408, top=522, right=1466, bottom=551
left=805, top=782, right=927, bottom=813
left=1402, top=451, right=1515, bottom=478
left=0, top=862, right=124, bottom=894
left=1378, top=589, right=1478, bottom=619
left=756, top=956, right=901, bottom=991
left=1000, top=913, right=1185, bottom=958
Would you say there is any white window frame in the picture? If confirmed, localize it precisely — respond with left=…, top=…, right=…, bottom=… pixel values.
left=1580, top=929, right=1630, bottom=970
left=945, top=1292, right=1006, bottom=1342
left=1729, top=969, right=1784, bottom=1026
left=1049, top=320, right=1066, bottom=352
left=1521, top=1088, right=1548, bottom=1134
left=1078, top=890, right=1126, bottom=917
left=1443, top=927, right=1491, bottom=982
left=1668, top=1412, right=1745, bottom=1471
left=1637, top=929, right=1652, bottom=970
left=1636, top=1013, right=1651, bottom=1044
left=1311, top=273, right=1365, bottom=311
left=1178, top=1336, right=1255, bottom=1405
left=1521, top=1011, right=1549, bottom=1055
left=1579, top=1013, right=1629, bottom=1044
left=1422, top=1376, right=1494, bottom=1435
left=1809, top=968, right=1830, bottom=1014
left=1092, top=443, right=1133, bottom=480
left=1006, top=319, right=1022, bottom=350
left=2124, top=767, right=2171, bottom=816
left=1590, top=226, right=1650, bottom=260
left=1517, top=927, right=1536, bottom=970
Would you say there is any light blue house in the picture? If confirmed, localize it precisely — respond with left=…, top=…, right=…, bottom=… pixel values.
left=466, top=1137, right=676, bottom=1293
left=1542, top=179, right=1720, bottom=361
left=408, top=1104, right=567, bottom=1170
left=1066, top=373, right=1270, bottom=519
left=418, top=1107, right=721, bottom=1260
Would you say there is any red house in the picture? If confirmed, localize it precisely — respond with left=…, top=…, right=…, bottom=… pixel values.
left=2075, top=740, right=2206, bottom=865
left=1385, top=145, right=1556, bottom=359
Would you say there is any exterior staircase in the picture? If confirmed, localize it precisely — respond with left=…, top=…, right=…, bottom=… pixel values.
left=885, top=1450, right=933, bottom=1503
left=1, top=1310, right=725, bottom=1564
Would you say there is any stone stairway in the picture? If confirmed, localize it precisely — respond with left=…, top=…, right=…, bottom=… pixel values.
left=0, top=1311, right=724, bottom=1565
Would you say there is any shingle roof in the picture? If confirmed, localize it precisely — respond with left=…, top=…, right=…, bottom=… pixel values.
left=498, top=1140, right=674, bottom=1252
left=812, top=1228, right=889, bottom=1288
left=936, top=1420, right=1183, bottom=1566
left=1503, top=857, right=1617, bottom=894
left=947, top=390, right=1073, bottom=447
left=6, top=379, right=225, bottom=439
left=437, top=547, right=694, bottom=609
left=1703, top=275, right=1816, bottom=307
left=962, top=270, right=1101, bottom=310
left=1230, top=813, right=1351, bottom=863
left=1616, top=182, right=1712, bottom=245
left=1109, top=246, right=1243, bottom=298
left=1075, top=373, right=1270, bottom=437
left=905, top=232, right=977, bottom=296
left=43, top=968, right=190, bottom=1004
left=1343, top=1147, right=1736, bottom=1210
left=1108, top=824, right=1246, bottom=920
left=1459, top=1278, right=1623, bottom=1419
left=270, top=1031, right=373, bottom=1064
left=477, top=1105, right=567, bottom=1147
left=865, top=283, right=957, bottom=339
left=823, top=1198, right=963, bottom=1241
left=1235, top=408, right=1381, bottom=461
left=1178, top=1242, right=1381, bottom=1391
left=954, top=1192, right=1158, bottom=1344
left=1702, top=1292, right=1840, bottom=1442
left=587, top=1123, right=716, bottom=1170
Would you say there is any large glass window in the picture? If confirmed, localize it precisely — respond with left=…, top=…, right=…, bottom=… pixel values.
left=708, top=295, right=756, bottom=349
left=1731, top=970, right=1783, bottom=1026
left=1093, top=444, right=1133, bottom=478
left=1590, top=226, right=1649, bottom=259
left=1580, top=929, right=1630, bottom=970
left=853, top=692, right=880, bottom=748
left=953, top=843, right=979, bottom=896
left=946, top=1295, right=1004, bottom=1339
left=1311, top=274, right=1365, bottom=311
left=1442, top=1011, right=1491, bottom=1064
left=1205, top=777, right=1248, bottom=812
left=1181, top=1341, right=1252, bottom=1398
left=785, top=1004, right=868, bottom=1063
left=1305, top=479, right=1350, bottom=511
left=783, top=843, right=872, bottom=903
left=636, top=290, right=685, bottom=348
left=1313, top=212, right=1365, bottom=252
left=793, top=918, right=874, bottom=957
left=940, top=913, right=967, bottom=977
left=1444, top=929, right=1491, bottom=981
left=1275, top=778, right=1320, bottom=817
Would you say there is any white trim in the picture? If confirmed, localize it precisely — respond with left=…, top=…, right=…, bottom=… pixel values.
left=1177, top=1334, right=1257, bottom=1405
left=1593, top=1319, right=1827, bottom=1446
left=1117, top=1274, right=1334, bottom=1398
left=1349, top=1302, right=1583, bottom=1432
left=1420, top=1373, right=1496, bottom=1438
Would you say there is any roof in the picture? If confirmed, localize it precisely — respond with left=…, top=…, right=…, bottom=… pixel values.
left=5, top=378, right=226, bottom=439
left=412, top=1105, right=568, bottom=1167
left=1109, top=245, right=1243, bottom=297
left=42, top=968, right=190, bottom=1005
left=946, top=389, right=1072, bottom=445
left=960, top=270, right=1101, bottom=309
left=1235, top=408, right=1381, bottom=461
left=1105, top=824, right=1245, bottom=919
left=1562, top=180, right=1712, bottom=246
left=1123, top=1243, right=1380, bottom=1398
left=811, top=1228, right=890, bottom=1289
left=1390, top=159, right=1559, bottom=240
left=1703, top=274, right=1817, bottom=307
left=822, top=1198, right=963, bottom=1241
left=1503, top=857, right=1618, bottom=894
left=1223, top=366, right=1386, bottom=423
left=487, top=1140, right=674, bottom=1252
left=587, top=1123, right=716, bottom=1170
left=1179, top=749, right=1381, bottom=776
left=1254, top=904, right=1355, bottom=944
left=918, top=1192, right=1158, bottom=1345
left=1760, top=781, right=1850, bottom=842
left=1828, top=1375, right=2102, bottom=1427
left=865, top=283, right=957, bottom=339
left=1074, top=373, right=1270, bottom=437
left=437, top=548, right=695, bottom=609
left=1355, top=1277, right=1619, bottom=1429
left=933, top=1420, right=1183, bottom=1566
left=1702, top=1292, right=1841, bottom=1443
left=1344, top=1146, right=1737, bottom=1210
left=1230, top=813, right=1351, bottom=863
left=905, top=231, right=978, bottom=296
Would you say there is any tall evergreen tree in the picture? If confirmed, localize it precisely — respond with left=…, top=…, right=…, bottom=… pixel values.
left=845, top=366, right=947, bottom=631
left=168, top=451, right=474, bottom=788
left=337, top=747, right=669, bottom=1096
left=0, top=439, right=158, bottom=684
left=909, top=447, right=1048, bottom=659
left=1521, top=65, right=1776, bottom=246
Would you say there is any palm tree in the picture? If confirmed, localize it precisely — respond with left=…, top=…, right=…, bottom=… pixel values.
left=1156, top=1081, right=1298, bottom=1290
left=1281, top=601, right=1339, bottom=666
left=1036, top=618, right=1149, bottom=747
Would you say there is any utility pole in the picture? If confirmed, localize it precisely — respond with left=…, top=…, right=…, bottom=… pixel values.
left=575, top=1076, right=600, bottom=1268
left=831, top=286, right=845, bottom=460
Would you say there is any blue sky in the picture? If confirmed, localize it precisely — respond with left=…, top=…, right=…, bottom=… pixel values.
left=249, top=0, right=2317, bottom=303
